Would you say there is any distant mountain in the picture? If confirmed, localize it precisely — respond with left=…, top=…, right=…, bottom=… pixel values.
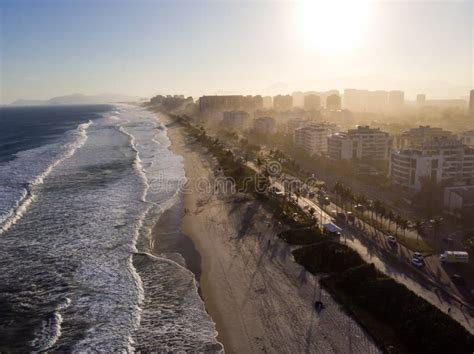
left=262, top=82, right=291, bottom=96
left=9, top=99, right=46, bottom=106
left=10, top=93, right=143, bottom=106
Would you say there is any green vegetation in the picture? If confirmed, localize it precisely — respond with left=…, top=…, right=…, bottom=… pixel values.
left=413, top=176, right=444, bottom=216
left=173, top=114, right=473, bottom=354
left=258, top=192, right=314, bottom=228
left=292, top=241, right=365, bottom=273
left=332, top=181, right=436, bottom=253
left=397, top=235, right=434, bottom=254
left=190, top=129, right=260, bottom=193
left=322, top=266, right=474, bottom=354
left=291, top=241, right=474, bottom=353
left=278, top=227, right=325, bottom=245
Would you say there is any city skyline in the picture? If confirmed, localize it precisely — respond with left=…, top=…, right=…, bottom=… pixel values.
left=1, top=0, right=473, bottom=104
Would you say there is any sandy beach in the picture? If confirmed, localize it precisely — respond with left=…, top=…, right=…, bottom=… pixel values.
left=159, top=114, right=381, bottom=353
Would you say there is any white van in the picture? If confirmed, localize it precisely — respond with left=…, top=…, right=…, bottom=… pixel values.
left=440, top=251, right=469, bottom=264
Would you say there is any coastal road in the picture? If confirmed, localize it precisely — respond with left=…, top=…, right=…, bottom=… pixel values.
left=245, top=160, right=474, bottom=333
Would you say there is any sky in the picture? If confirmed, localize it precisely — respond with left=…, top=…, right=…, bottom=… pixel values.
left=0, top=0, right=472, bottom=104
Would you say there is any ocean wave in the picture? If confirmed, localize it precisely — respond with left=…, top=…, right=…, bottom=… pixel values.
left=114, top=106, right=221, bottom=351
left=30, top=297, right=71, bottom=352
left=0, top=106, right=220, bottom=352
left=0, top=120, right=92, bottom=236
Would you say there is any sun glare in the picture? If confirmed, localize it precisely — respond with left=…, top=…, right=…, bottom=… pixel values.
left=297, top=0, right=371, bottom=52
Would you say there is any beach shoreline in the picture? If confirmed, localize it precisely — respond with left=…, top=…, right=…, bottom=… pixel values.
left=155, top=112, right=381, bottom=354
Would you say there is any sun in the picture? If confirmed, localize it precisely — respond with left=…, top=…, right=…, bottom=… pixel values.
left=296, top=0, right=371, bottom=52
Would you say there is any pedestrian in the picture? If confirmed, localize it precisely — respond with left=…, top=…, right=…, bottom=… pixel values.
left=448, top=307, right=451, bottom=314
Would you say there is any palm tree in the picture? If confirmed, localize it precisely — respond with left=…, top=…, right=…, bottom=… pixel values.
left=394, top=214, right=403, bottom=238
left=431, top=216, right=444, bottom=251
left=413, top=220, right=424, bottom=244
left=333, top=181, right=344, bottom=209
left=400, top=218, right=409, bottom=238
left=355, top=194, right=368, bottom=209
left=387, top=210, right=395, bottom=233
left=378, top=204, right=387, bottom=227
left=373, top=200, right=383, bottom=224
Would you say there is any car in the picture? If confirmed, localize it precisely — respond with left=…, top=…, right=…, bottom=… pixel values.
left=412, top=252, right=424, bottom=261
left=411, top=258, right=424, bottom=268
left=451, top=274, right=465, bottom=286
left=354, top=204, right=364, bottom=211
left=387, top=235, right=397, bottom=245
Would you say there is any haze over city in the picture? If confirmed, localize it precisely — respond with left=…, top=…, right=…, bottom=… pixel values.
left=1, top=0, right=472, bottom=104
left=1, top=0, right=474, bottom=353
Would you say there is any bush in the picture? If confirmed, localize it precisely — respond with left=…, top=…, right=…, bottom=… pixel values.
left=322, top=267, right=474, bottom=354
left=278, top=227, right=326, bottom=245
left=292, top=241, right=365, bottom=274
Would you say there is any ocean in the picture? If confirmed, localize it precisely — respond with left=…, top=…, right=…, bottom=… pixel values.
left=0, top=104, right=220, bottom=351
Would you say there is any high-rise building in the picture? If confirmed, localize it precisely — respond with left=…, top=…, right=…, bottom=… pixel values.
left=328, top=126, right=392, bottom=160
left=294, top=122, right=339, bottom=155
left=388, top=90, right=405, bottom=110
left=416, top=94, right=426, bottom=106
left=470, top=90, right=474, bottom=116
left=303, top=94, right=321, bottom=110
left=254, top=116, right=276, bottom=135
left=292, top=91, right=305, bottom=107
left=262, top=96, right=273, bottom=109
left=222, top=111, right=250, bottom=131
left=273, top=95, right=293, bottom=111
left=344, top=89, right=388, bottom=112
left=367, top=91, right=388, bottom=112
left=199, top=95, right=263, bottom=112
left=253, top=95, right=263, bottom=110
left=390, top=138, right=474, bottom=190
left=326, top=94, right=341, bottom=110
left=294, top=126, right=331, bottom=156
left=343, top=89, right=368, bottom=112
left=396, top=125, right=452, bottom=150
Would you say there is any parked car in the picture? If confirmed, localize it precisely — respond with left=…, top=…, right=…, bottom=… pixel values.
left=411, top=258, right=424, bottom=268
left=387, top=235, right=397, bottom=245
left=412, top=252, right=424, bottom=261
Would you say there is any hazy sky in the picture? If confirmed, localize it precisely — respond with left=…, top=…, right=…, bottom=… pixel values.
left=0, top=0, right=472, bottom=104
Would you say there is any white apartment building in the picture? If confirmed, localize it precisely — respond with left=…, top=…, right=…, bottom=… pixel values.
left=222, top=111, right=250, bottom=131
left=389, top=138, right=474, bottom=190
left=287, top=118, right=308, bottom=136
left=396, top=125, right=452, bottom=150
left=327, top=126, right=392, bottom=160
left=294, top=125, right=336, bottom=155
left=288, top=119, right=337, bottom=139
left=254, top=116, right=276, bottom=135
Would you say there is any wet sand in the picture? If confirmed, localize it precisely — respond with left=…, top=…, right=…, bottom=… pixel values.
left=157, top=114, right=381, bottom=354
